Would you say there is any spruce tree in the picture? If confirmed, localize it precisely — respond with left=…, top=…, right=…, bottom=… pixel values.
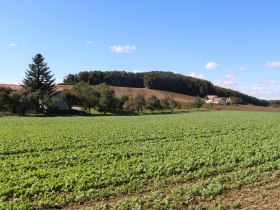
left=23, top=53, right=55, bottom=95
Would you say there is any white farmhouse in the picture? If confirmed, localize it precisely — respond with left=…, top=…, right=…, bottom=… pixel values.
left=205, top=95, right=231, bottom=105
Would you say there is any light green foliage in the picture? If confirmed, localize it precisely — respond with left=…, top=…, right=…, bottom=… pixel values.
left=0, top=111, right=280, bottom=208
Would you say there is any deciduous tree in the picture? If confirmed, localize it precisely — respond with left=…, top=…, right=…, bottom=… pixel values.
left=146, top=95, right=161, bottom=112
left=134, top=93, right=146, bottom=113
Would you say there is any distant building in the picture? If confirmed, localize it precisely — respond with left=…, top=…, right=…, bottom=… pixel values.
left=0, top=84, right=71, bottom=111
left=205, top=95, right=218, bottom=104
left=205, top=95, right=231, bottom=105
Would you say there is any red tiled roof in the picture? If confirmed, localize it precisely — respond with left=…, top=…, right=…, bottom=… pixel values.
left=0, top=84, right=72, bottom=92
left=212, top=97, right=227, bottom=103
left=206, top=95, right=217, bottom=100
left=0, top=84, right=23, bottom=91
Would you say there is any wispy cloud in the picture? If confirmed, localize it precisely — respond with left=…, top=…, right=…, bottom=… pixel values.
left=249, top=79, right=280, bottom=99
left=86, top=40, right=93, bottom=45
left=238, top=66, right=247, bottom=72
left=266, top=61, right=280, bottom=68
left=260, top=80, right=279, bottom=85
left=205, top=61, right=219, bottom=70
left=189, top=72, right=204, bottom=79
left=213, top=72, right=236, bottom=89
left=228, top=79, right=280, bottom=100
left=110, top=45, right=137, bottom=53
left=9, top=43, right=17, bottom=47
left=252, top=86, right=275, bottom=96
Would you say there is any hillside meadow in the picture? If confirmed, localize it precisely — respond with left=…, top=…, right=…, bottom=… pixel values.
left=0, top=111, right=280, bottom=209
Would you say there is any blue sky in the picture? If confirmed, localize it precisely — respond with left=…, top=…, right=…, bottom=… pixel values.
left=1, top=0, right=280, bottom=99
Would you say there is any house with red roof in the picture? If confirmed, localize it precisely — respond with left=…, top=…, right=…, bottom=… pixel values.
left=205, top=95, right=231, bottom=105
left=0, top=84, right=71, bottom=111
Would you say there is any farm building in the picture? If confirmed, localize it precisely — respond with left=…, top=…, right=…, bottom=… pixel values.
left=205, top=95, right=231, bottom=105
left=0, top=84, right=70, bottom=111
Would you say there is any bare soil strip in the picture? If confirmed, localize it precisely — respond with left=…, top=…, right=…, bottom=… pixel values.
left=206, top=177, right=280, bottom=209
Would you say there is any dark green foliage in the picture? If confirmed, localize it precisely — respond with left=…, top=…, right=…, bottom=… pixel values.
left=160, top=96, right=178, bottom=113
left=64, top=71, right=144, bottom=87
left=9, top=88, right=33, bottom=115
left=0, top=87, right=12, bottom=112
left=23, top=54, right=55, bottom=95
left=168, top=97, right=178, bottom=112
left=7, top=88, right=58, bottom=115
left=115, top=94, right=129, bottom=112
left=71, top=82, right=100, bottom=113
left=63, top=70, right=268, bottom=106
left=269, top=100, right=280, bottom=108
left=146, top=95, right=161, bottom=111
left=160, top=97, right=169, bottom=113
left=65, top=82, right=119, bottom=114
left=134, top=93, right=146, bottom=113
left=192, top=97, right=204, bottom=109
left=230, top=97, right=244, bottom=105
left=95, top=83, right=117, bottom=114
left=21, top=54, right=56, bottom=114
left=143, top=71, right=215, bottom=97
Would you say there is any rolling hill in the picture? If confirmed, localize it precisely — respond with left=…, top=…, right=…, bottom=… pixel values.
left=114, top=86, right=280, bottom=112
left=113, top=86, right=196, bottom=103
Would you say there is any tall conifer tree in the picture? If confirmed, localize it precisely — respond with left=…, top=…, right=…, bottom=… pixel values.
left=23, top=53, right=55, bottom=95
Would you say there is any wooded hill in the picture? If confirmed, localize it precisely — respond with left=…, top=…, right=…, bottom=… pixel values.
left=63, top=71, right=268, bottom=106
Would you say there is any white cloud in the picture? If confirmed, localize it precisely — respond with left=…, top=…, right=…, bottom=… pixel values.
left=133, top=70, right=142, bottom=73
left=110, top=45, right=137, bottom=53
left=238, top=66, right=247, bottom=72
left=232, top=80, right=280, bottom=100
left=86, top=40, right=93, bottom=45
left=252, top=86, right=273, bottom=95
left=213, top=72, right=236, bottom=89
left=205, top=61, right=219, bottom=70
left=9, top=43, right=17, bottom=47
left=250, top=81, right=280, bottom=99
left=266, top=61, right=280, bottom=68
left=189, top=72, right=204, bottom=79
left=260, top=80, right=279, bottom=85
left=223, top=73, right=236, bottom=88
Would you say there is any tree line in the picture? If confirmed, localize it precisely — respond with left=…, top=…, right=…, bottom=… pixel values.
left=63, top=71, right=268, bottom=106
left=60, top=82, right=184, bottom=114
left=269, top=100, right=280, bottom=108
left=0, top=80, right=188, bottom=115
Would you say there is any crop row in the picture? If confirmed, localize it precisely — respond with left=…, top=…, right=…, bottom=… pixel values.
left=0, top=111, right=280, bottom=209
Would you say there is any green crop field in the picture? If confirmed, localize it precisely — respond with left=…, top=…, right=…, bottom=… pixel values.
left=1, top=111, right=280, bottom=209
